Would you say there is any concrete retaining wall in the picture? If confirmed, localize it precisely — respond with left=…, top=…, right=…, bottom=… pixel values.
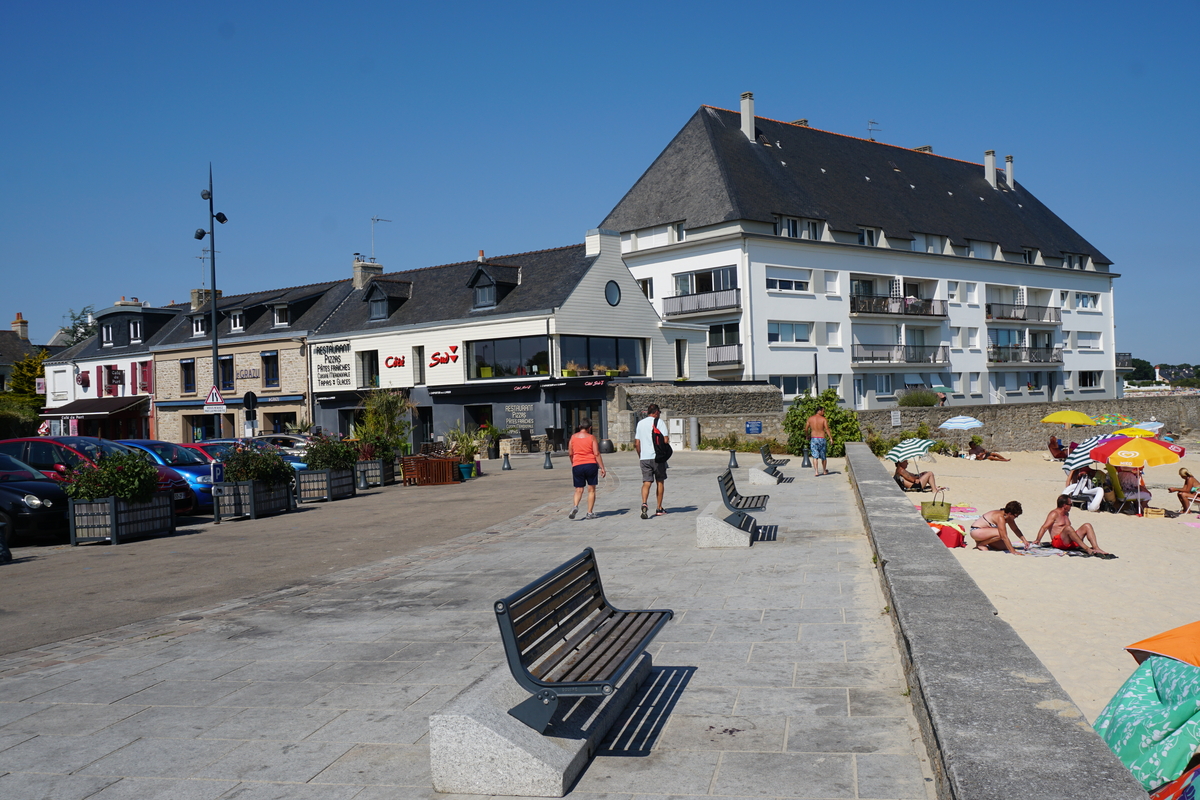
left=843, top=442, right=1144, bottom=800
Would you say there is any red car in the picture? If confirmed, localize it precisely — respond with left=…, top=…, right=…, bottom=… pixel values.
left=0, top=437, right=195, bottom=515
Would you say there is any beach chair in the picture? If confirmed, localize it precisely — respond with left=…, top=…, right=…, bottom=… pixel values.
left=1104, top=464, right=1138, bottom=515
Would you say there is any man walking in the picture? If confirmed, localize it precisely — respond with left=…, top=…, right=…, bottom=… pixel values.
left=805, top=407, right=831, bottom=476
left=634, top=404, right=667, bottom=518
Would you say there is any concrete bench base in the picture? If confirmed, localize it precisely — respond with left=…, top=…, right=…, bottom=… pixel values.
left=697, top=500, right=754, bottom=548
left=746, top=466, right=781, bottom=485
left=429, top=653, right=652, bottom=797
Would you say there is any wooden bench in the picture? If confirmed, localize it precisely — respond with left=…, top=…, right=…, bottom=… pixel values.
left=494, top=547, right=673, bottom=733
left=718, top=468, right=768, bottom=531
left=760, top=445, right=790, bottom=477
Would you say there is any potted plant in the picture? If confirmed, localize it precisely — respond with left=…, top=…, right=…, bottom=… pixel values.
left=478, top=422, right=511, bottom=460
left=353, top=389, right=414, bottom=486
left=617, top=363, right=630, bottom=376
left=296, top=434, right=357, bottom=503
left=215, top=442, right=295, bottom=521
left=445, top=421, right=479, bottom=480
left=479, top=366, right=494, bottom=378
left=63, top=451, right=174, bottom=545
left=562, top=360, right=581, bottom=377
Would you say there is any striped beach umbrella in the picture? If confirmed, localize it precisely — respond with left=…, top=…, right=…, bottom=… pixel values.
left=885, top=438, right=936, bottom=463
left=1063, top=434, right=1120, bottom=473
left=938, top=415, right=983, bottom=430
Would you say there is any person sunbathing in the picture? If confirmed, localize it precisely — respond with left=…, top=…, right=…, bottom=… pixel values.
left=1167, top=467, right=1200, bottom=512
left=969, top=501, right=1027, bottom=554
left=968, top=436, right=1010, bottom=462
left=1048, top=436, right=1068, bottom=460
left=1116, top=466, right=1152, bottom=513
left=1033, top=495, right=1111, bottom=555
left=1063, top=465, right=1104, bottom=512
left=893, top=460, right=943, bottom=493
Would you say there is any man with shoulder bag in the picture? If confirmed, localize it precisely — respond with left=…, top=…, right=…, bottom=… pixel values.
left=634, top=404, right=671, bottom=518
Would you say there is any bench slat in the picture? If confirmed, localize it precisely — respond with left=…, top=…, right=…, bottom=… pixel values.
left=561, top=611, right=665, bottom=683
left=530, top=607, right=622, bottom=680
left=508, top=559, right=598, bottom=624
left=543, top=609, right=635, bottom=683
left=511, top=565, right=600, bottom=640
left=519, top=595, right=607, bottom=668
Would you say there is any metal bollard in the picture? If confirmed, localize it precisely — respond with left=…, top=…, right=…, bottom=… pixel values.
left=728, top=449, right=739, bottom=469
left=801, top=445, right=812, bottom=470
left=543, top=451, right=554, bottom=469
left=502, top=453, right=513, bottom=470
left=357, top=468, right=370, bottom=490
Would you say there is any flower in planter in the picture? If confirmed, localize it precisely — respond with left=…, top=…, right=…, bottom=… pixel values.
left=62, top=452, right=158, bottom=503
left=303, top=434, right=358, bottom=472
left=222, top=442, right=295, bottom=488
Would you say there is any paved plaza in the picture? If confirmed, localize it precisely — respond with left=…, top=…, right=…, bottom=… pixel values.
left=0, top=452, right=936, bottom=799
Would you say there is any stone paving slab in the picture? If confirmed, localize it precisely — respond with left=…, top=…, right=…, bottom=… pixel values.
left=0, top=453, right=937, bottom=799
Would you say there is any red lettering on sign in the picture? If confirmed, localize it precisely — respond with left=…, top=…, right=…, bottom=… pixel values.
left=384, top=356, right=406, bottom=368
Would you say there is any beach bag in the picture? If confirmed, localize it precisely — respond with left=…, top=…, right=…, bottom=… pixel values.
left=920, top=489, right=950, bottom=522
left=934, top=524, right=966, bottom=548
left=652, top=420, right=673, bottom=464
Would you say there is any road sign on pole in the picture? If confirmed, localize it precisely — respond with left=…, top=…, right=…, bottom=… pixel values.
left=206, top=386, right=225, bottom=406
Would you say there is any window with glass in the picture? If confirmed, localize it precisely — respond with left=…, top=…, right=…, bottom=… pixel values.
left=101, top=324, right=114, bottom=346
left=637, top=278, right=653, bottom=299
left=673, top=266, right=736, bottom=296
left=857, top=228, right=877, bottom=247
left=765, top=267, right=811, bottom=292
left=558, top=335, right=645, bottom=376
left=180, top=359, right=196, bottom=394
left=230, top=310, right=244, bottom=331
left=191, top=316, right=208, bottom=336
left=709, top=323, right=739, bottom=346
left=261, top=351, right=280, bottom=387
left=767, top=375, right=811, bottom=396
left=369, top=296, right=388, bottom=321
left=767, top=321, right=810, bottom=343
left=876, top=374, right=893, bottom=395
left=1079, top=371, right=1101, bottom=388
left=947, top=280, right=958, bottom=301
left=851, top=278, right=875, bottom=296
left=1077, top=293, right=1099, bottom=309
left=992, top=329, right=1022, bottom=347
left=218, top=355, right=234, bottom=391
left=273, top=306, right=290, bottom=326
left=1026, top=372, right=1043, bottom=390
left=474, top=283, right=496, bottom=309
left=468, top=335, right=550, bottom=379
left=128, top=320, right=142, bottom=342
left=358, top=350, right=380, bottom=387
left=1023, top=248, right=1037, bottom=265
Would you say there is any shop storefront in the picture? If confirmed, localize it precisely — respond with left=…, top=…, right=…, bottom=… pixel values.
left=40, top=396, right=151, bottom=439
left=155, top=394, right=306, bottom=442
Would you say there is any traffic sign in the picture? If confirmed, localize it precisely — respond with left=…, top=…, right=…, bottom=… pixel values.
left=205, top=386, right=225, bottom=406
left=203, top=405, right=227, bottom=414
left=210, top=462, right=225, bottom=484
left=242, top=391, right=258, bottom=410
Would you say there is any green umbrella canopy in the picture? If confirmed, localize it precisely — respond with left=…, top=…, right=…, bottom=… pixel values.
left=886, top=438, right=936, bottom=462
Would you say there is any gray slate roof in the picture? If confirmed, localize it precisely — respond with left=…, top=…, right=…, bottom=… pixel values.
left=601, top=106, right=1111, bottom=265
left=315, top=245, right=595, bottom=337
left=0, top=331, right=45, bottom=366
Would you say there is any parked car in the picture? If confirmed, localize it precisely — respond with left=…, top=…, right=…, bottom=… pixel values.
left=0, top=437, right=195, bottom=515
left=118, top=440, right=218, bottom=512
left=196, top=438, right=307, bottom=471
left=252, top=433, right=311, bottom=457
left=0, top=452, right=69, bottom=545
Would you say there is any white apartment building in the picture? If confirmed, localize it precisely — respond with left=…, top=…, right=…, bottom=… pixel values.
left=604, top=93, right=1127, bottom=409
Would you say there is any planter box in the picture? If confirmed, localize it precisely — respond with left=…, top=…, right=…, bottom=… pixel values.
left=296, top=468, right=356, bottom=503
left=69, top=493, right=175, bottom=546
left=214, top=479, right=293, bottom=521
left=356, top=459, right=396, bottom=487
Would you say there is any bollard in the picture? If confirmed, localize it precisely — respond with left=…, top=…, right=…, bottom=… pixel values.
left=801, top=445, right=812, bottom=470
left=728, top=449, right=739, bottom=469
left=357, top=468, right=370, bottom=490
left=502, top=453, right=513, bottom=470
left=543, top=451, right=554, bottom=469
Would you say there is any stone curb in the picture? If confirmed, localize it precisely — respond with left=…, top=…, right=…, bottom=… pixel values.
left=843, top=442, right=1144, bottom=800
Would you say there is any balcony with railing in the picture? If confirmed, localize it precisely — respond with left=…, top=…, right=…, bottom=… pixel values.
left=707, top=343, right=743, bottom=367
left=662, top=288, right=741, bottom=317
left=985, top=303, right=1062, bottom=324
left=849, top=295, right=948, bottom=317
left=851, top=344, right=950, bottom=364
left=1116, top=352, right=1133, bottom=370
left=987, top=345, right=1063, bottom=364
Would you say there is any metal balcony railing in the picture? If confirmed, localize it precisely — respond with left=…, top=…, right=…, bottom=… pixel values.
left=985, top=303, right=1062, bottom=323
left=851, top=344, right=950, bottom=363
left=707, top=343, right=743, bottom=366
left=1116, top=352, right=1133, bottom=369
left=662, top=288, right=741, bottom=316
left=987, top=345, right=1063, bottom=363
left=849, top=295, right=948, bottom=317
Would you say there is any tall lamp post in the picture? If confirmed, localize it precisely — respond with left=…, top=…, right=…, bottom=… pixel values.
left=194, top=164, right=228, bottom=439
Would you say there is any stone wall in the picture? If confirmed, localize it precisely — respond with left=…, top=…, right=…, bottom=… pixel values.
left=606, top=383, right=786, bottom=445
left=857, top=396, right=1200, bottom=452
left=693, top=413, right=786, bottom=444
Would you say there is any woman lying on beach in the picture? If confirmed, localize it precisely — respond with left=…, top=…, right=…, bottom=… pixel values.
left=969, top=501, right=1028, bottom=554
left=893, top=460, right=943, bottom=493
left=967, top=435, right=1010, bottom=462
left=1167, top=467, right=1200, bottom=512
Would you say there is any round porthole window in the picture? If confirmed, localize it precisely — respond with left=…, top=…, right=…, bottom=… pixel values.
left=605, top=280, right=621, bottom=306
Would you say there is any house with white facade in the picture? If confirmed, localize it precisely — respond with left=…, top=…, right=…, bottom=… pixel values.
left=604, top=93, right=1129, bottom=409
left=308, top=230, right=708, bottom=443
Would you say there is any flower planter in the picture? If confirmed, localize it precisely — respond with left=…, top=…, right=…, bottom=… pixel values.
left=606, top=370, right=620, bottom=377
left=458, top=463, right=473, bottom=481
left=355, top=459, right=396, bottom=487
left=214, top=480, right=293, bottom=521
left=69, top=493, right=175, bottom=546
left=296, top=468, right=356, bottom=503
left=562, top=370, right=577, bottom=377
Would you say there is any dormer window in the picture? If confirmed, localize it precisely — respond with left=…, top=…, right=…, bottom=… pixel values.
left=101, top=324, right=114, bottom=346
left=1022, top=248, right=1037, bottom=265
left=229, top=311, right=244, bottom=332
left=369, top=296, right=388, bottom=321
left=1063, top=254, right=1086, bottom=270
left=128, top=319, right=142, bottom=343
left=273, top=305, right=290, bottom=327
left=191, top=316, right=209, bottom=336
left=474, top=283, right=496, bottom=309
left=857, top=228, right=877, bottom=247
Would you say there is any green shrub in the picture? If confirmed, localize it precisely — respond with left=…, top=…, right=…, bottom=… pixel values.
left=699, top=433, right=788, bottom=454
left=782, top=389, right=862, bottom=458
left=355, top=390, right=414, bottom=462
left=863, top=426, right=957, bottom=457
left=222, top=443, right=294, bottom=488
left=62, top=452, right=158, bottom=503
left=897, top=388, right=939, bottom=407
left=302, top=435, right=357, bottom=471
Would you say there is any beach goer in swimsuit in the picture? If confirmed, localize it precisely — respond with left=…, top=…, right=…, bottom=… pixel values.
left=893, top=460, right=943, bottom=493
left=968, top=435, right=1010, bottom=462
left=1033, top=495, right=1110, bottom=555
left=969, top=501, right=1027, bottom=554
left=1167, top=467, right=1200, bottom=512
left=804, top=408, right=831, bottom=476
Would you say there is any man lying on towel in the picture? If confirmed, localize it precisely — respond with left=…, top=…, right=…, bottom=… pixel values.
left=1033, top=495, right=1113, bottom=556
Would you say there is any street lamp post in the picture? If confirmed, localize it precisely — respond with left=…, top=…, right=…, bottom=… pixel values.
left=194, top=164, right=228, bottom=439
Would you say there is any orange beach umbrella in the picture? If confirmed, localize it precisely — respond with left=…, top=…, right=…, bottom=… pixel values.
left=1126, top=621, right=1200, bottom=667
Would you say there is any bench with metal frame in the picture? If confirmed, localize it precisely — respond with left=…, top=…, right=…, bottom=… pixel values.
left=717, top=468, right=769, bottom=533
left=493, top=547, right=673, bottom=733
left=760, top=445, right=790, bottom=477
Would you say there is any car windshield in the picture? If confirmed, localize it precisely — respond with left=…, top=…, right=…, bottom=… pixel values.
left=145, top=442, right=209, bottom=466
left=201, top=444, right=235, bottom=461
left=0, top=453, right=48, bottom=481
left=59, top=437, right=137, bottom=462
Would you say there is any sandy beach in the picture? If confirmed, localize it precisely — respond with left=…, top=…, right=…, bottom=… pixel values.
left=880, top=445, right=1200, bottom=723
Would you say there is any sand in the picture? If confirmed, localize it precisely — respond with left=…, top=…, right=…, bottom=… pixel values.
left=884, top=445, right=1200, bottom=723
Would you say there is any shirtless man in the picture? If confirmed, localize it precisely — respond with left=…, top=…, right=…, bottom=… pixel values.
left=969, top=501, right=1027, bottom=554
left=1033, top=495, right=1111, bottom=555
left=804, top=407, right=831, bottom=476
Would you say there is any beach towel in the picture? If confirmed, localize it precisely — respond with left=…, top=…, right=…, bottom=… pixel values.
left=1093, top=655, right=1200, bottom=791
left=932, top=524, right=965, bottom=548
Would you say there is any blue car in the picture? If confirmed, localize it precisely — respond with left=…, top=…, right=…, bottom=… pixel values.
left=118, top=440, right=217, bottom=512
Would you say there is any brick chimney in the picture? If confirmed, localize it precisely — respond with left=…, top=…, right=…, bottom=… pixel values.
left=11, top=312, right=28, bottom=340
left=189, top=288, right=222, bottom=311
left=352, top=254, right=384, bottom=289
left=740, top=92, right=755, bottom=141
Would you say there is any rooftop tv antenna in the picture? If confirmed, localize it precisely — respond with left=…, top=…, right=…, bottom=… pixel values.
left=370, top=216, right=392, bottom=260
left=867, top=119, right=882, bottom=140
left=196, top=249, right=217, bottom=287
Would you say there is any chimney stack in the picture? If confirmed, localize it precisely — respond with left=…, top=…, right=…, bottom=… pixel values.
left=984, top=150, right=997, bottom=188
left=11, top=312, right=28, bottom=341
left=189, top=288, right=222, bottom=311
left=1005, top=154, right=1014, bottom=187
left=914, top=145, right=933, bottom=153
left=740, top=92, right=755, bottom=141
left=477, top=250, right=485, bottom=263
left=352, top=254, right=384, bottom=289
left=792, top=118, right=809, bottom=127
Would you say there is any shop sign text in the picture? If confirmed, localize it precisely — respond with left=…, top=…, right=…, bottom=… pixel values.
left=314, top=341, right=353, bottom=389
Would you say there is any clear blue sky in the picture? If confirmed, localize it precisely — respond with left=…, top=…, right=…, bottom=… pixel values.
left=2, top=1, right=1196, bottom=363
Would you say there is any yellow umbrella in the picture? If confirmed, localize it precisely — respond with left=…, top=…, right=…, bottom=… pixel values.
left=1114, top=427, right=1157, bottom=438
left=1041, top=410, right=1096, bottom=426
left=1099, top=438, right=1181, bottom=469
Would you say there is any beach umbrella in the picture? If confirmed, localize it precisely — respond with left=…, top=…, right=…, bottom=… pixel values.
left=1126, top=621, right=1200, bottom=668
left=885, top=438, right=936, bottom=462
left=1114, top=427, right=1157, bottom=438
left=1062, top=434, right=1120, bottom=473
left=1150, top=763, right=1200, bottom=800
left=1089, top=437, right=1184, bottom=468
left=1041, top=410, right=1096, bottom=426
left=938, top=415, right=983, bottom=430
left=1134, top=421, right=1165, bottom=432
left=1094, top=413, right=1134, bottom=426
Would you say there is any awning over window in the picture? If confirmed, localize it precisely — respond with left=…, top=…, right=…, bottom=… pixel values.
left=903, top=373, right=924, bottom=385
left=40, top=396, right=148, bottom=418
